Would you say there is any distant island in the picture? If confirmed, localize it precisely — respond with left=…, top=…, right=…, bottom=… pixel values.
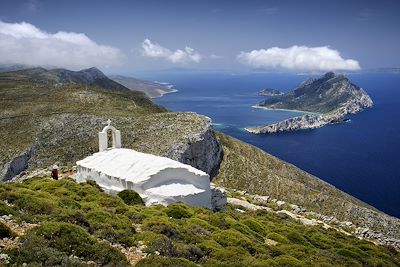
left=110, top=75, right=177, bottom=98
left=257, top=88, right=284, bottom=96
left=246, top=72, right=373, bottom=134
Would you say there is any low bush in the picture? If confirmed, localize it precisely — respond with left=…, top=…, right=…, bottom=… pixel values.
left=10, top=222, right=129, bottom=266
left=165, top=203, right=193, bottom=219
left=118, top=189, right=145, bottom=205
left=0, top=221, right=16, bottom=238
left=136, top=256, right=199, bottom=267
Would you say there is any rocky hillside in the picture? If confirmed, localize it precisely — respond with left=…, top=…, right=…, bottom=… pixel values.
left=0, top=69, right=222, bottom=181
left=247, top=72, right=373, bottom=134
left=110, top=75, right=177, bottom=98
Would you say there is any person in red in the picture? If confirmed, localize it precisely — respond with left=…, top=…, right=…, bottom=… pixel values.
left=51, top=165, right=59, bottom=180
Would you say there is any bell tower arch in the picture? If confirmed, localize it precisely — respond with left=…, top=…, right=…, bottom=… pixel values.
left=98, top=119, right=121, bottom=152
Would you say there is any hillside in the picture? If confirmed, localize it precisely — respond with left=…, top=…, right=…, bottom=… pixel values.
left=0, top=177, right=399, bottom=266
left=213, top=133, right=400, bottom=246
left=110, top=75, right=177, bottom=98
left=0, top=69, right=222, bottom=181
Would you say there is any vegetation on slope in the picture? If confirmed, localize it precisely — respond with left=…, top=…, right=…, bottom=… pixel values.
left=0, top=176, right=399, bottom=266
left=214, top=133, right=375, bottom=223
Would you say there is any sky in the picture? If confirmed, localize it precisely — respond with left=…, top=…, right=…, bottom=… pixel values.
left=0, top=0, right=399, bottom=74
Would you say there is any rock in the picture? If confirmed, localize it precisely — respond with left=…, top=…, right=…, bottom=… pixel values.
left=2, top=147, right=34, bottom=181
left=166, top=115, right=223, bottom=178
left=257, top=88, right=284, bottom=97
left=227, top=198, right=272, bottom=212
left=246, top=114, right=325, bottom=134
left=276, top=200, right=286, bottom=207
left=211, top=184, right=227, bottom=211
left=276, top=211, right=293, bottom=220
left=265, top=238, right=278, bottom=246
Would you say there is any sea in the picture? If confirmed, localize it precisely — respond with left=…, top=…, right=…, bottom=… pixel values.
left=136, top=70, right=400, bottom=218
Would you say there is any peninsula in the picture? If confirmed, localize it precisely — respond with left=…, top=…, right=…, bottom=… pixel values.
left=246, top=72, right=373, bottom=134
left=257, top=88, right=284, bottom=96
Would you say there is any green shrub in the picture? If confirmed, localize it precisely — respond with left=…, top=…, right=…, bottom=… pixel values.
left=85, top=180, right=103, bottom=192
left=266, top=232, right=289, bottom=244
left=0, top=201, right=16, bottom=216
left=213, top=229, right=254, bottom=253
left=29, top=222, right=95, bottom=256
left=15, top=222, right=129, bottom=266
left=14, top=195, right=55, bottom=215
left=0, top=221, right=16, bottom=238
left=165, top=203, right=193, bottom=219
left=136, top=256, right=198, bottom=267
left=287, top=231, right=313, bottom=247
left=274, top=255, right=305, bottom=267
left=241, top=218, right=266, bottom=235
left=336, top=248, right=363, bottom=261
left=118, top=189, right=145, bottom=205
left=86, top=210, right=136, bottom=246
left=143, top=217, right=182, bottom=240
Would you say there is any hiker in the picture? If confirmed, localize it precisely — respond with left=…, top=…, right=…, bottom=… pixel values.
left=51, top=165, right=59, bottom=180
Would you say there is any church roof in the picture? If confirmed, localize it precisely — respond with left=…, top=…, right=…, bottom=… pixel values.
left=76, top=148, right=207, bottom=184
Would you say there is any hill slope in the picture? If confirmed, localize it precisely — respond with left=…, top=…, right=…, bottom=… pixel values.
left=0, top=68, right=222, bottom=181
left=0, top=177, right=399, bottom=266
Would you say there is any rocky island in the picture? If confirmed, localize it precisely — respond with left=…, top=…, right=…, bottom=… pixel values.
left=246, top=72, right=373, bottom=134
left=257, top=88, right=284, bottom=96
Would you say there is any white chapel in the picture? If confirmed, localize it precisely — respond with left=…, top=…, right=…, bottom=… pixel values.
left=75, top=120, right=212, bottom=208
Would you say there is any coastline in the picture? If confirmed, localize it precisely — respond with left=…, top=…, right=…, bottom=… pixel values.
left=252, top=105, right=322, bottom=117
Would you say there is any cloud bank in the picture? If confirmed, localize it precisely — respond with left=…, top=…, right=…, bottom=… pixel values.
left=237, top=45, right=360, bottom=71
left=0, top=20, right=122, bottom=69
left=142, top=39, right=201, bottom=64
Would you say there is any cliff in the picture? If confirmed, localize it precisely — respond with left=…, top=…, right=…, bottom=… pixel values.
left=247, top=72, right=373, bottom=134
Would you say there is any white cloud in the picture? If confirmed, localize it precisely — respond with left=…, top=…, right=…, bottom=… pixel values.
left=0, top=20, right=122, bottom=69
left=141, top=39, right=201, bottom=64
left=237, top=45, right=360, bottom=71
left=209, top=54, right=223, bottom=59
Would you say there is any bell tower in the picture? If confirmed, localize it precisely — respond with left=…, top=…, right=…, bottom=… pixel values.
left=98, top=119, right=121, bottom=152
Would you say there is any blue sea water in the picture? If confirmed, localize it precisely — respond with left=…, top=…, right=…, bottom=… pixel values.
left=139, top=71, right=400, bottom=218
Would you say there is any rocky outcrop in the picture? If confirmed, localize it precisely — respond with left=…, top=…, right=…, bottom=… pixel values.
left=2, top=147, right=34, bottom=181
left=258, top=88, right=283, bottom=96
left=246, top=114, right=325, bottom=134
left=211, top=183, right=227, bottom=211
left=166, top=116, right=223, bottom=178
left=226, top=188, right=400, bottom=249
left=247, top=72, right=373, bottom=134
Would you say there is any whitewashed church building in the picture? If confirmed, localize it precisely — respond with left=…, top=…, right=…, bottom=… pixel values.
left=75, top=120, right=212, bottom=208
